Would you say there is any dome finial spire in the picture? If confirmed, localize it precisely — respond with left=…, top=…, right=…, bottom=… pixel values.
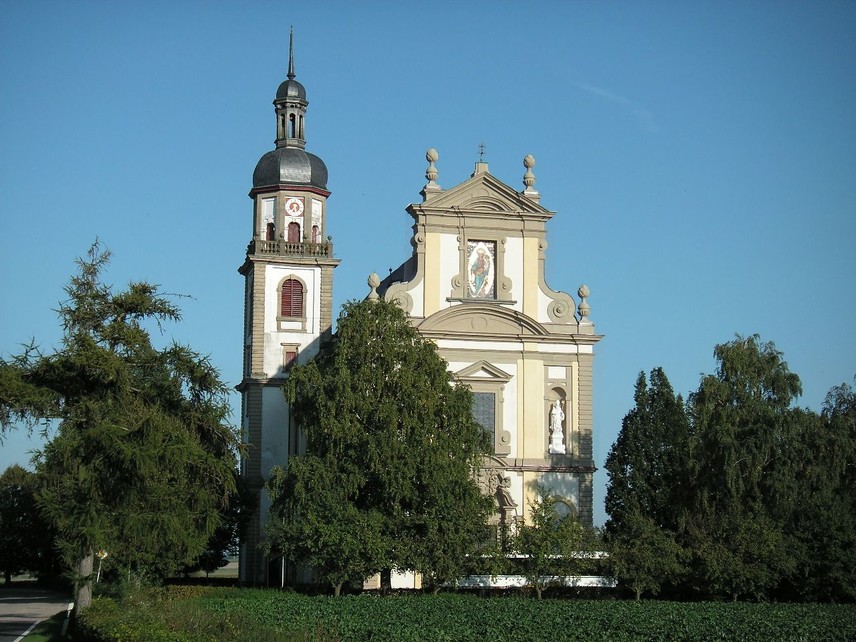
left=287, top=27, right=296, bottom=80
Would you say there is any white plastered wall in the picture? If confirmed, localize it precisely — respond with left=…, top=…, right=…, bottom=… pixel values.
left=261, top=386, right=289, bottom=481
left=503, top=236, right=524, bottom=313
left=537, top=472, right=580, bottom=513
left=257, top=386, right=290, bottom=541
left=263, top=264, right=322, bottom=376
left=438, top=232, right=459, bottom=310
left=536, top=288, right=553, bottom=324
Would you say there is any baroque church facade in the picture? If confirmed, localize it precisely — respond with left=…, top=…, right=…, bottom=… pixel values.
left=239, top=45, right=602, bottom=586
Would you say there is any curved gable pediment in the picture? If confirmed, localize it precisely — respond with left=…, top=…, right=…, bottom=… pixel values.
left=417, top=173, right=551, bottom=217
left=464, top=196, right=510, bottom=212
left=418, top=303, right=548, bottom=338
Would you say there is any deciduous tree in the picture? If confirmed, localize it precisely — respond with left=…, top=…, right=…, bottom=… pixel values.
left=607, top=511, right=683, bottom=601
left=267, top=457, right=387, bottom=596
left=513, top=493, right=592, bottom=599
left=684, top=335, right=801, bottom=599
left=268, top=299, right=492, bottom=594
left=0, top=465, right=57, bottom=583
left=784, top=380, right=856, bottom=601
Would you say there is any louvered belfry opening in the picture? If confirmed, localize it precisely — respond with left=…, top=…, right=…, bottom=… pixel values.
left=280, top=278, right=304, bottom=317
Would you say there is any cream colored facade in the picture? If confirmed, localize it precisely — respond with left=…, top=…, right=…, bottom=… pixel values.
left=378, top=153, right=602, bottom=527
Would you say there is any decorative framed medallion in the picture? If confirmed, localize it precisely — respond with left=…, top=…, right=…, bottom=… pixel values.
left=467, top=240, right=496, bottom=299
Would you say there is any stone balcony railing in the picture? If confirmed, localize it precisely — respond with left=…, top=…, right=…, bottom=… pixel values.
left=247, top=238, right=334, bottom=258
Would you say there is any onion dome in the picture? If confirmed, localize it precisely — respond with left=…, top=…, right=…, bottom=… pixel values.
left=252, top=29, right=327, bottom=191
left=253, top=147, right=328, bottom=190
left=276, top=77, right=306, bottom=101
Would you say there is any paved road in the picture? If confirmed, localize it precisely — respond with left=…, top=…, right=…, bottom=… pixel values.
left=0, top=587, right=72, bottom=641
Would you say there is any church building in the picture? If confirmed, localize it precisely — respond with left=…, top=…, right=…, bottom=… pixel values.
left=375, top=149, right=602, bottom=543
left=238, top=41, right=602, bottom=586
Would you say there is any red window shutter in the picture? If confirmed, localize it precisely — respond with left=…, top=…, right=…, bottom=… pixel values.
left=281, top=279, right=304, bottom=317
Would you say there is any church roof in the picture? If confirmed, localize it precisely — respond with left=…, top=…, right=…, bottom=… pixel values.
left=252, top=30, right=326, bottom=191
left=253, top=147, right=328, bottom=190
left=276, top=78, right=306, bottom=100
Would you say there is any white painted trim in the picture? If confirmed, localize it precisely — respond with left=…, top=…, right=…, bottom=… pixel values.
left=455, top=575, right=617, bottom=589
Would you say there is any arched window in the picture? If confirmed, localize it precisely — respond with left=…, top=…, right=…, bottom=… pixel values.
left=312, top=225, right=320, bottom=243
left=288, top=114, right=296, bottom=138
left=288, top=221, right=300, bottom=243
left=266, top=222, right=275, bottom=241
left=280, top=278, right=304, bottom=318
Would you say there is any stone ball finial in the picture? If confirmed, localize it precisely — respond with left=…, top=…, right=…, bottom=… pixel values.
left=577, top=284, right=590, bottom=321
left=523, top=154, right=536, bottom=189
left=367, top=272, right=381, bottom=302
left=425, top=148, right=439, bottom=185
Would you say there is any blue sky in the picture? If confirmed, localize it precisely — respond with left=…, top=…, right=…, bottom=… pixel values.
left=2, top=1, right=854, bottom=526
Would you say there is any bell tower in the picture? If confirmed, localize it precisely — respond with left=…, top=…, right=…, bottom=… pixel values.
left=238, top=31, right=340, bottom=585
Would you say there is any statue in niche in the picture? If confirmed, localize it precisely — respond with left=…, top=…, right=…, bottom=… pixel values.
left=548, top=399, right=566, bottom=454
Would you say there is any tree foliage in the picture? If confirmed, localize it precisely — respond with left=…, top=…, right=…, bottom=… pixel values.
left=513, top=493, right=593, bottom=599
left=607, top=511, right=683, bottom=601
left=605, top=367, right=690, bottom=534
left=786, top=379, right=856, bottom=601
left=684, top=336, right=803, bottom=599
left=0, top=465, right=58, bottom=583
left=183, top=469, right=253, bottom=577
left=606, top=335, right=856, bottom=602
left=267, top=457, right=387, bottom=596
left=0, top=243, right=239, bottom=607
left=267, top=299, right=492, bottom=594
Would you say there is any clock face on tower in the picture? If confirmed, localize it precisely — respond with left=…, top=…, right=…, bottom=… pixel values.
left=285, top=197, right=304, bottom=216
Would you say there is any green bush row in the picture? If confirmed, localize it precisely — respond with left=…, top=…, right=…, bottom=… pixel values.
left=77, top=586, right=856, bottom=642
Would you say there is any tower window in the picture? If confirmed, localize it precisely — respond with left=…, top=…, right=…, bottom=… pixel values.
left=280, top=278, right=304, bottom=318
left=312, top=225, right=320, bottom=243
left=288, top=221, right=300, bottom=243
left=281, top=344, right=299, bottom=371
left=289, top=113, right=296, bottom=138
left=266, top=222, right=275, bottom=241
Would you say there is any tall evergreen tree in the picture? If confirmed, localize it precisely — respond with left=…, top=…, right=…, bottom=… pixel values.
left=267, top=299, right=492, bottom=594
left=605, top=367, right=690, bottom=534
left=0, top=243, right=239, bottom=609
